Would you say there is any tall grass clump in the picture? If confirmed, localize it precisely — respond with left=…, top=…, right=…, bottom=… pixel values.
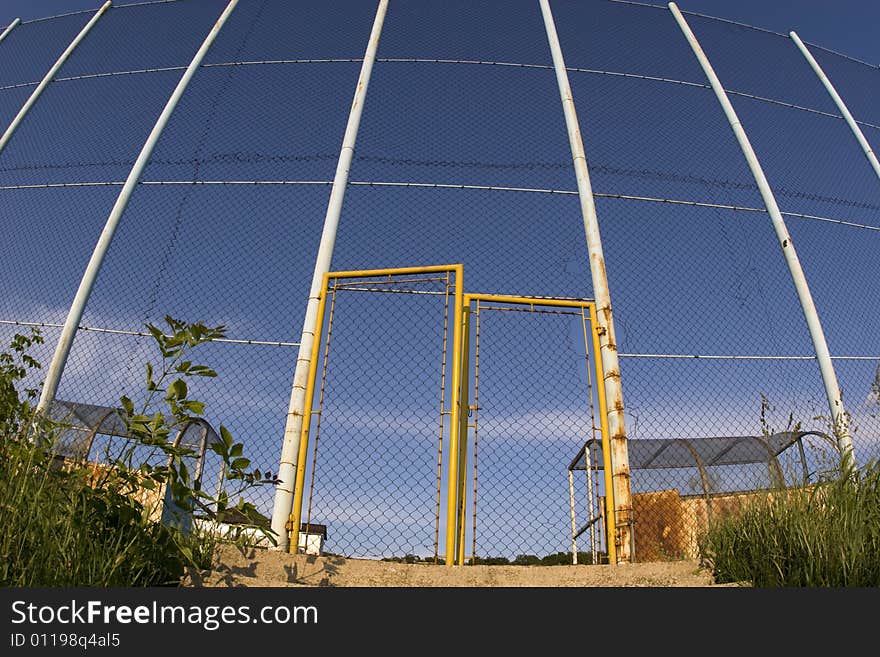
left=698, top=460, right=880, bottom=586
left=0, top=319, right=276, bottom=587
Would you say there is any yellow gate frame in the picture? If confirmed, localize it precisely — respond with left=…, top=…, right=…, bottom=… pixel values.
left=289, top=265, right=465, bottom=559
left=455, top=294, right=617, bottom=566
left=288, top=267, right=616, bottom=566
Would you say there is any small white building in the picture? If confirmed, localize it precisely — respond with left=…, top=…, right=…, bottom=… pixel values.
left=196, top=516, right=328, bottom=554
left=194, top=515, right=275, bottom=548
left=296, top=523, right=328, bottom=556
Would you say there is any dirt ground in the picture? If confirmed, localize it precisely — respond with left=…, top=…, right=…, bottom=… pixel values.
left=183, top=544, right=739, bottom=587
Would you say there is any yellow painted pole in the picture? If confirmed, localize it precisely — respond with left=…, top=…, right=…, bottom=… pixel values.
left=589, top=303, right=617, bottom=565
left=464, top=293, right=592, bottom=309
left=455, top=302, right=472, bottom=564
left=444, top=266, right=465, bottom=565
left=326, top=264, right=463, bottom=280
left=288, top=273, right=332, bottom=553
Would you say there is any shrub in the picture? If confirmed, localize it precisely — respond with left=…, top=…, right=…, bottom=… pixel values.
left=0, top=318, right=277, bottom=587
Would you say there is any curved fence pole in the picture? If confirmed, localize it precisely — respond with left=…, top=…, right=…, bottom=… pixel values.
left=669, top=2, right=855, bottom=469
left=0, top=2, right=112, bottom=154
left=790, top=31, right=880, bottom=185
left=0, top=17, right=21, bottom=45
left=270, top=0, right=390, bottom=553
left=539, top=0, right=633, bottom=563
left=35, top=0, right=240, bottom=415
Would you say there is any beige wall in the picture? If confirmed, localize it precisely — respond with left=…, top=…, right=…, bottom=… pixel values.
left=632, top=489, right=770, bottom=561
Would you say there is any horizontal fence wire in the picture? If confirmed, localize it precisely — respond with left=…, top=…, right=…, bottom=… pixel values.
left=1, top=0, right=878, bottom=563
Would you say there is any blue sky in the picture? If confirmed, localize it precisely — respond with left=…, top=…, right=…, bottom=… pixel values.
left=3, top=1, right=879, bottom=63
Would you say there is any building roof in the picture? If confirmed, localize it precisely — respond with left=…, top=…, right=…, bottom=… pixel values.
left=47, top=399, right=221, bottom=460
left=283, top=521, right=328, bottom=538
left=568, top=431, right=833, bottom=471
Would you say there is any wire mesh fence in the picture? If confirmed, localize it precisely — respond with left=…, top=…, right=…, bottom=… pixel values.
left=1, top=0, right=879, bottom=564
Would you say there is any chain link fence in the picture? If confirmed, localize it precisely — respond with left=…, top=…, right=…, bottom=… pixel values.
left=1, top=0, right=878, bottom=563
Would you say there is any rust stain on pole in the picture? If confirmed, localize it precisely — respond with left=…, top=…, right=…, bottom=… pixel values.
left=540, top=0, right=633, bottom=563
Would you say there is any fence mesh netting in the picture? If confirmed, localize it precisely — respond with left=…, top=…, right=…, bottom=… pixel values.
left=2, top=0, right=878, bottom=563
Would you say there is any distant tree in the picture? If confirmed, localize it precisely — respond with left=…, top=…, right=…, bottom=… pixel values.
left=512, top=554, right=540, bottom=566
left=381, top=554, right=424, bottom=564
left=540, top=551, right=575, bottom=565
left=537, top=551, right=604, bottom=565
left=469, top=555, right=510, bottom=565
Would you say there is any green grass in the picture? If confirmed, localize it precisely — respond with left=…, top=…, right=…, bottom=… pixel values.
left=698, top=462, right=880, bottom=586
left=0, top=412, right=219, bottom=587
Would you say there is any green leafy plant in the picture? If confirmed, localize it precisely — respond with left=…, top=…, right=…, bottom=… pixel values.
left=0, top=328, right=43, bottom=436
left=111, top=316, right=277, bottom=543
left=0, top=318, right=277, bottom=587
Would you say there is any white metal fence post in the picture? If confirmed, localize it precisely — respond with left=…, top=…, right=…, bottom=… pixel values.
left=35, top=0, right=240, bottom=414
left=0, top=2, right=112, bottom=154
left=270, top=0, right=390, bottom=552
left=669, top=2, right=856, bottom=468
left=790, top=31, right=880, bottom=185
left=538, top=0, right=634, bottom=563
left=0, top=17, right=21, bottom=45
